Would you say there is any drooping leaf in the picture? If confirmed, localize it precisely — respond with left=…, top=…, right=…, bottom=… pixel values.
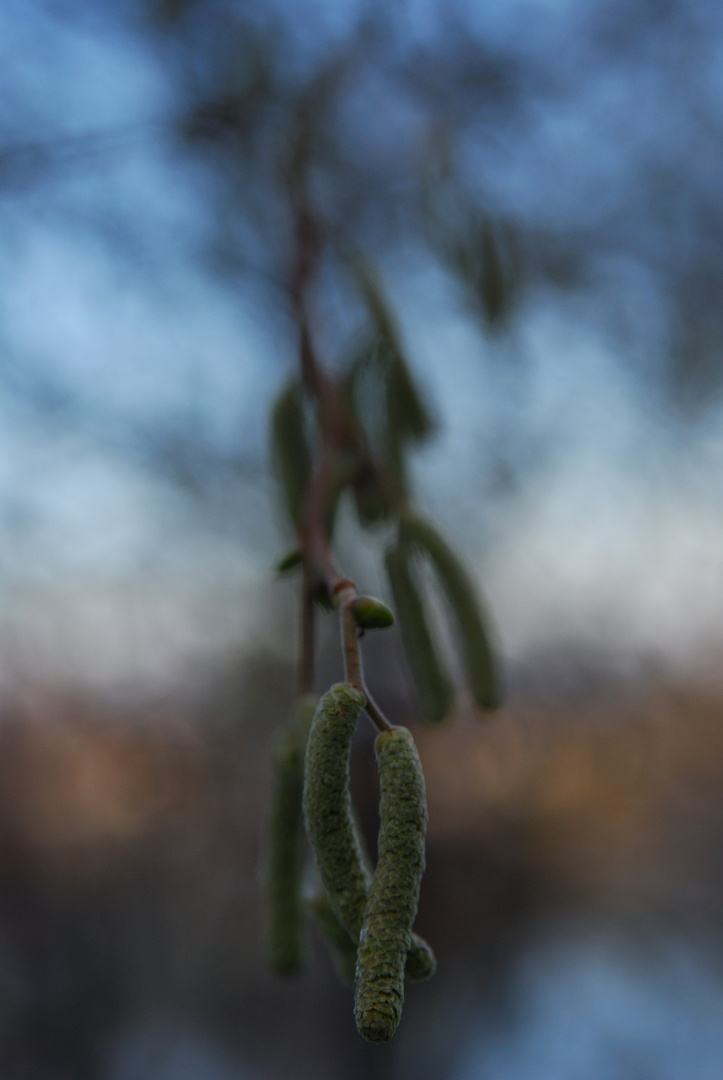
left=275, top=548, right=303, bottom=574
left=269, top=379, right=311, bottom=529
left=400, top=515, right=501, bottom=711
left=385, top=543, right=452, bottom=724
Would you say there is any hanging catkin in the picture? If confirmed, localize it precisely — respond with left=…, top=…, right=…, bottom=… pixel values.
left=354, top=725, right=428, bottom=1042
left=303, top=683, right=371, bottom=936
left=264, top=695, right=318, bottom=975
left=303, top=684, right=436, bottom=983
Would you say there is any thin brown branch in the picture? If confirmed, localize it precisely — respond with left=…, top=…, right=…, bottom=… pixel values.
left=297, top=572, right=316, bottom=696
left=287, top=179, right=393, bottom=734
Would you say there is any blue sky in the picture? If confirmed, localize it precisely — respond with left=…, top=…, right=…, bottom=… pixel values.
left=2, top=0, right=723, bottom=694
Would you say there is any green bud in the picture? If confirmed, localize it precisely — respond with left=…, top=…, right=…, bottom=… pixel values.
left=351, top=596, right=394, bottom=630
left=354, top=726, right=428, bottom=1043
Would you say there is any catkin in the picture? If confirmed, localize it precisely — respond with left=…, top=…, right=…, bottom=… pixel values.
left=385, top=543, right=453, bottom=724
left=400, top=515, right=500, bottom=710
left=303, top=683, right=371, bottom=936
left=354, top=726, right=428, bottom=1042
left=405, top=935, right=436, bottom=982
left=264, top=695, right=318, bottom=975
left=303, top=684, right=436, bottom=984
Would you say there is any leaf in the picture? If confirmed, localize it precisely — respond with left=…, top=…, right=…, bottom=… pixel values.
left=354, top=263, right=435, bottom=443
left=385, top=543, right=453, bottom=724
left=269, top=379, right=311, bottom=529
left=400, top=515, right=501, bottom=711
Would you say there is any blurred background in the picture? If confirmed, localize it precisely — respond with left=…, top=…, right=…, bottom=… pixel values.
left=2, top=0, right=723, bottom=1076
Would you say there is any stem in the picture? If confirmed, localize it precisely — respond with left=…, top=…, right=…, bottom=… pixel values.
left=340, top=597, right=363, bottom=690
left=288, top=179, right=392, bottom=734
left=363, top=690, right=393, bottom=733
left=340, top=595, right=392, bottom=733
left=297, top=572, right=316, bottom=696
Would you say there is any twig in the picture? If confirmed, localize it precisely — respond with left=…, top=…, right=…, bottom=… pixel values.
left=288, top=177, right=393, bottom=733
left=297, top=572, right=316, bottom=696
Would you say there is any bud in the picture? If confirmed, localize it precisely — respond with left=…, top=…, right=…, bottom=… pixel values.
left=351, top=596, right=394, bottom=630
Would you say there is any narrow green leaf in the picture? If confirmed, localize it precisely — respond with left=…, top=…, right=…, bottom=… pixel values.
left=275, top=549, right=303, bottom=574
left=400, top=515, right=501, bottom=711
left=385, top=543, right=453, bottom=725
left=354, top=263, right=435, bottom=443
left=269, top=379, right=311, bottom=528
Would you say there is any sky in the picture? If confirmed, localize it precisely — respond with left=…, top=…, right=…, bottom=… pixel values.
left=1, top=0, right=723, bottom=695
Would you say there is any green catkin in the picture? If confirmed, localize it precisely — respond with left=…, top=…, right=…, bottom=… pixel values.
left=400, top=515, right=500, bottom=711
left=405, top=935, right=437, bottom=982
left=270, top=379, right=311, bottom=529
left=264, top=696, right=317, bottom=975
left=303, top=683, right=371, bottom=936
left=385, top=543, right=453, bottom=725
left=354, top=726, right=428, bottom=1043
left=302, top=683, right=436, bottom=984
left=309, top=889, right=435, bottom=988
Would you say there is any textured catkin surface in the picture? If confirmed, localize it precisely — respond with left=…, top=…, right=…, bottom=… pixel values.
left=405, top=934, right=436, bottom=981
left=302, top=685, right=435, bottom=986
left=303, top=683, right=371, bottom=938
left=354, top=726, right=428, bottom=1043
